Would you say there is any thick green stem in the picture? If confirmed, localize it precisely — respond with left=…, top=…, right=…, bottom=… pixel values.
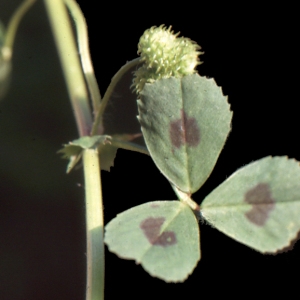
left=44, top=0, right=92, bottom=136
left=63, top=0, right=102, bottom=115
left=44, top=1, right=104, bottom=300
left=83, top=149, right=104, bottom=300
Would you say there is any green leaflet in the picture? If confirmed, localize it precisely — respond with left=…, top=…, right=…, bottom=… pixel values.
left=138, top=74, right=232, bottom=194
left=58, top=134, right=148, bottom=173
left=201, top=156, right=300, bottom=253
left=104, top=201, right=200, bottom=282
left=70, top=135, right=111, bottom=149
left=58, top=135, right=111, bottom=173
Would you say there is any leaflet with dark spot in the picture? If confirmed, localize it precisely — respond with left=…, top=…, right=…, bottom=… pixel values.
left=244, top=183, right=275, bottom=226
left=140, top=217, right=177, bottom=247
left=169, top=109, right=200, bottom=148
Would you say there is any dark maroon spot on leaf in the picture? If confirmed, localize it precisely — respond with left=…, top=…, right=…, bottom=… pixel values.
left=169, top=109, right=200, bottom=148
left=244, top=183, right=275, bottom=226
left=150, top=203, right=160, bottom=208
left=140, top=217, right=177, bottom=247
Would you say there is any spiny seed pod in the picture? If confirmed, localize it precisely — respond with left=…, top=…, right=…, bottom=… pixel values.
left=133, top=25, right=203, bottom=94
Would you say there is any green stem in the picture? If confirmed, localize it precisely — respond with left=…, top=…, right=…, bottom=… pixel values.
left=44, top=0, right=92, bottom=136
left=63, top=0, right=102, bottom=115
left=110, top=138, right=149, bottom=155
left=171, top=184, right=199, bottom=210
left=3, top=0, right=37, bottom=61
left=44, top=1, right=104, bottom=300
left=91, top=58, right=141, bottom=135
left=83, top=149, right=104, bottom=300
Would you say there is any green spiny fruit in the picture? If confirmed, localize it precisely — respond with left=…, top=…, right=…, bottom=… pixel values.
left=133, top=25, right=203, bottom=94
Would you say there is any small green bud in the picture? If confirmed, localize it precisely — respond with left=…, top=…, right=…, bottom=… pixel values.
left=133, top=25, right=203, bottom=94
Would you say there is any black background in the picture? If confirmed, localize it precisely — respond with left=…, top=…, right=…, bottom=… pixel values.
left=0, top=1, right=298, bottom=299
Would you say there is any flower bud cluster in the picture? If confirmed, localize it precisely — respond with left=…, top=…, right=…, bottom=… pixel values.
left=133, top=25, right=203, bottom=93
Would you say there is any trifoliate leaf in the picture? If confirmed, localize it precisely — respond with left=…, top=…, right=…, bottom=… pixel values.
left=201, top=156, right=300, bottom=253
left=105, top=201, right=200, bottom=282
left=138, top=74, right=232, bottom=194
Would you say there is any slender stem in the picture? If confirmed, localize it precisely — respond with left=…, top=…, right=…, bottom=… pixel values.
left=171, top=184, right=199, bottom=210
left=91, top=58, right=141, bottom=135
left=110, top=138, right=149, bottom=155
left=83, top=149, right=104, bottom=300
left=44, top=0, right=92, bottom=136
left=2, top=0, right=37, bottom=61
left=63, top=0, right=102, bottom=114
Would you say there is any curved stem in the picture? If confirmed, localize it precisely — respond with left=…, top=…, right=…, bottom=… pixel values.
left=91, top=58, right=140, bottom=135
left=64, top=0, right=102, bottom=114
left=2, top=0, right=37, bottom=61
